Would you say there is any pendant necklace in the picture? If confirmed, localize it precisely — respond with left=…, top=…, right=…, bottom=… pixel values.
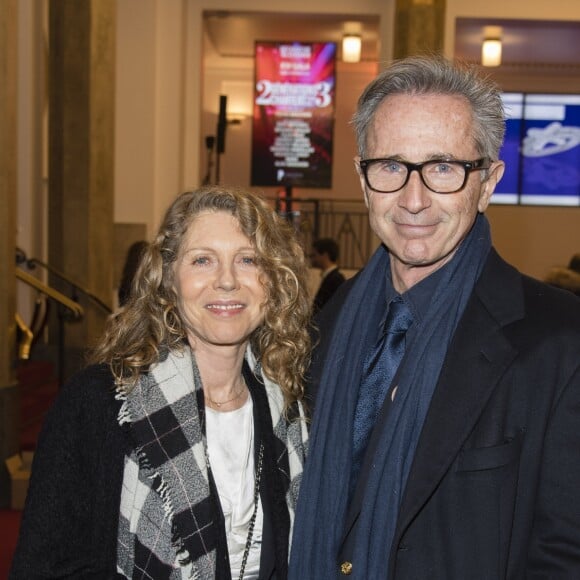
left=206, top=381, right=246, bottom=409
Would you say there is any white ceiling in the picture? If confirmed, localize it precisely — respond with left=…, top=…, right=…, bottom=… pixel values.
left=203, top=11, right=580, bottom=71
left=454, top=18, right=580, bottom=69
left=203, top=11, right=380, bottom=62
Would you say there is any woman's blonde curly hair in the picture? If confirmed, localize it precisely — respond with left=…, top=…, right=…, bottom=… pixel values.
left=90, top=186, right=312, bottom=407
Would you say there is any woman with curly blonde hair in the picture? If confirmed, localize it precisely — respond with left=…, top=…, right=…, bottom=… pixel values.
left=11, top=186, right=311, bottom=580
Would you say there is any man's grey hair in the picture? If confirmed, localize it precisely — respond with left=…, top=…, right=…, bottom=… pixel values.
left=352, top=54, right=506, bottom=160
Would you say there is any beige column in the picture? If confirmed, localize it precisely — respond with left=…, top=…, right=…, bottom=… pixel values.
left=394, top=0, right=446, bottom=59
left=48, top=0, right=115, bottom=375
left=0, top=0, right=19, bottom=507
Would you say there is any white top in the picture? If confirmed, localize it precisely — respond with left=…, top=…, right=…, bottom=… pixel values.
left=206, top=395, right=263, bottom=579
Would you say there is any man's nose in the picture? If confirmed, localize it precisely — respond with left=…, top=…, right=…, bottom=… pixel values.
left=397, top=170, right=432, bottom=213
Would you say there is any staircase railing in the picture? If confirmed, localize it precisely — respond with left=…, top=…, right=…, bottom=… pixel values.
left=19, top=252, right=112, bottom=315
left=15, top=265, right=85, bottom=386
left=272, top=196, right=378, bottom=270
left=15, top=248, right=114, bottom=385
left=15, top=268, right=84, bottom=319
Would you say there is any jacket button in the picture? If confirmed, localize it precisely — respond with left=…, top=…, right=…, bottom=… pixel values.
left=340, top=561, right=353, bottom=575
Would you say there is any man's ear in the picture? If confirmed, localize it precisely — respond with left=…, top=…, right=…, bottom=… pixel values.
left=354, top=156, right=370, bottom=208
left=478, top=160, right=505, bottom=212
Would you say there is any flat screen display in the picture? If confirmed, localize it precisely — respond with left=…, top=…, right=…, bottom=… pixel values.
left=251, top=41, right=336, bottom=188
left=494, top=93, right=580, bottom=206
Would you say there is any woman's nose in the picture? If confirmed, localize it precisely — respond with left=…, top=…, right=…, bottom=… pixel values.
left=215, top=263, right=238, bottom=291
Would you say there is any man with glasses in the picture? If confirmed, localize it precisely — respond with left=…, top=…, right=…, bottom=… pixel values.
left=290, top=55, right=580, bottom=579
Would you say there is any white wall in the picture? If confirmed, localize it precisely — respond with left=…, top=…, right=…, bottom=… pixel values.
left=445, top=0, right=580, bottom=54
left=16, top=0, right=47, bottom=322
left=151, top=0, right=187, bottom=225
left=115, top=0, right=188, bottom=236
left=115, top=0, right=157, bottom=232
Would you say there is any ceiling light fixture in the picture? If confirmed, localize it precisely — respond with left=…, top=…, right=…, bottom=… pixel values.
left=481, top=25, right=502, bottom=67
left=342, top=34, right=362, bottom=63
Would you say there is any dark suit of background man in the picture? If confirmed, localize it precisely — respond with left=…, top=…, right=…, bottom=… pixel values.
left=290, top=55, right=580, bottom=579
left=310, top=237, right=346, bottom=313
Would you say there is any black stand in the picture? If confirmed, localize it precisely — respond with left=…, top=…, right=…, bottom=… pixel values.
left=284, top=185, right=293, bottom=219
left=202, top=136, right=215, bottom=185
left=215, top=95, right=227, bottom=184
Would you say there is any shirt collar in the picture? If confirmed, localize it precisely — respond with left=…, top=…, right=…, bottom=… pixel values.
left=379, top=260, right=449, bottom=333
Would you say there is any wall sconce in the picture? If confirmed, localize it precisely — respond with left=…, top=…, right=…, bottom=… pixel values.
left=482, top=38, right=502, bottom=67
left=226, top=114, right=244, bottom=126
left=342, top=34, right=362, bottom=63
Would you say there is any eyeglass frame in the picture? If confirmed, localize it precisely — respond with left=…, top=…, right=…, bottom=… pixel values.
left=358, top=157, right=492, bottom=194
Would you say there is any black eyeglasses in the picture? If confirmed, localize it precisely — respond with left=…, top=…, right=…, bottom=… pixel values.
left=359, top=157, right=491, bottom=194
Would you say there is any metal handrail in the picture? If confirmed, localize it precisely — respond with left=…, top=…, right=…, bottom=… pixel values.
left=23, top=256, right=112, bottom=315
left=16, top=266, right=85, bottom=385
left=16, top=268, right=84, bottom=319
left=270, top=196, right=378, bottom=270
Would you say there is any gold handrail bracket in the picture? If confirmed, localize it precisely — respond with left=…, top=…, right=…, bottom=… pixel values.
left=15, top=312, right=34, bottom=360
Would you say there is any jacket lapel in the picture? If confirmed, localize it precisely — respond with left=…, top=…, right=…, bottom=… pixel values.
left=394, top=249, right=525, bottom=542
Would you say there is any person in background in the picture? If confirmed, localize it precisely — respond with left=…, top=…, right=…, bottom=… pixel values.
left=570, top=252, right=580, bottom=274
left=290, top=55, right=580, bottom=579
left=544, top=252, right=580, bottom=296
left=11, top=186, right=311, bottom=580
left=310, top=237, right=346, bottom=314
left=117, top=240, right=148, bottom=307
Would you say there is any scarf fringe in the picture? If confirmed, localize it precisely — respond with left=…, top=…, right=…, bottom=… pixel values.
left=115, top=389, right=132, bottom=426
left=152, top=474, right=175, bottom=518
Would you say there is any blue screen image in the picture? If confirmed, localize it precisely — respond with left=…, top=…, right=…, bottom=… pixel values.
left=495, top=93, right=580, bottom=206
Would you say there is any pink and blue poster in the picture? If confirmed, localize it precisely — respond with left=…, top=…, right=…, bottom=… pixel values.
left=251, top=41, right=336, bottom=188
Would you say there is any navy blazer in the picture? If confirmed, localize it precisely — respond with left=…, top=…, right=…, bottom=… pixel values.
left=309, top=248, right=580, bottom=579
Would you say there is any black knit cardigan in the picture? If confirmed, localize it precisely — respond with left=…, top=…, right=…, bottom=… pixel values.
left=10, top=363, right=290, bottom=579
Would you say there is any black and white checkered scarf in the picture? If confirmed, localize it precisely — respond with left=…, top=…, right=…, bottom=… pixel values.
left=115, top=346, right=308, bottom=579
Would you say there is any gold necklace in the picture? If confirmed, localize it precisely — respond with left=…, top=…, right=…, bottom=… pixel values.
left=206, top=381, right=246, bottom=408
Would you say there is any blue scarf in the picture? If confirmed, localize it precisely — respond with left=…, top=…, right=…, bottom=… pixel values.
left=290, top=214, right=492, bottom=579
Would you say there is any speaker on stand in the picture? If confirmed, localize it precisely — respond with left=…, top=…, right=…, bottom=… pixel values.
left=215, top=95, right=227, bottom=184
left=202, top=135, right=215, bottom=185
